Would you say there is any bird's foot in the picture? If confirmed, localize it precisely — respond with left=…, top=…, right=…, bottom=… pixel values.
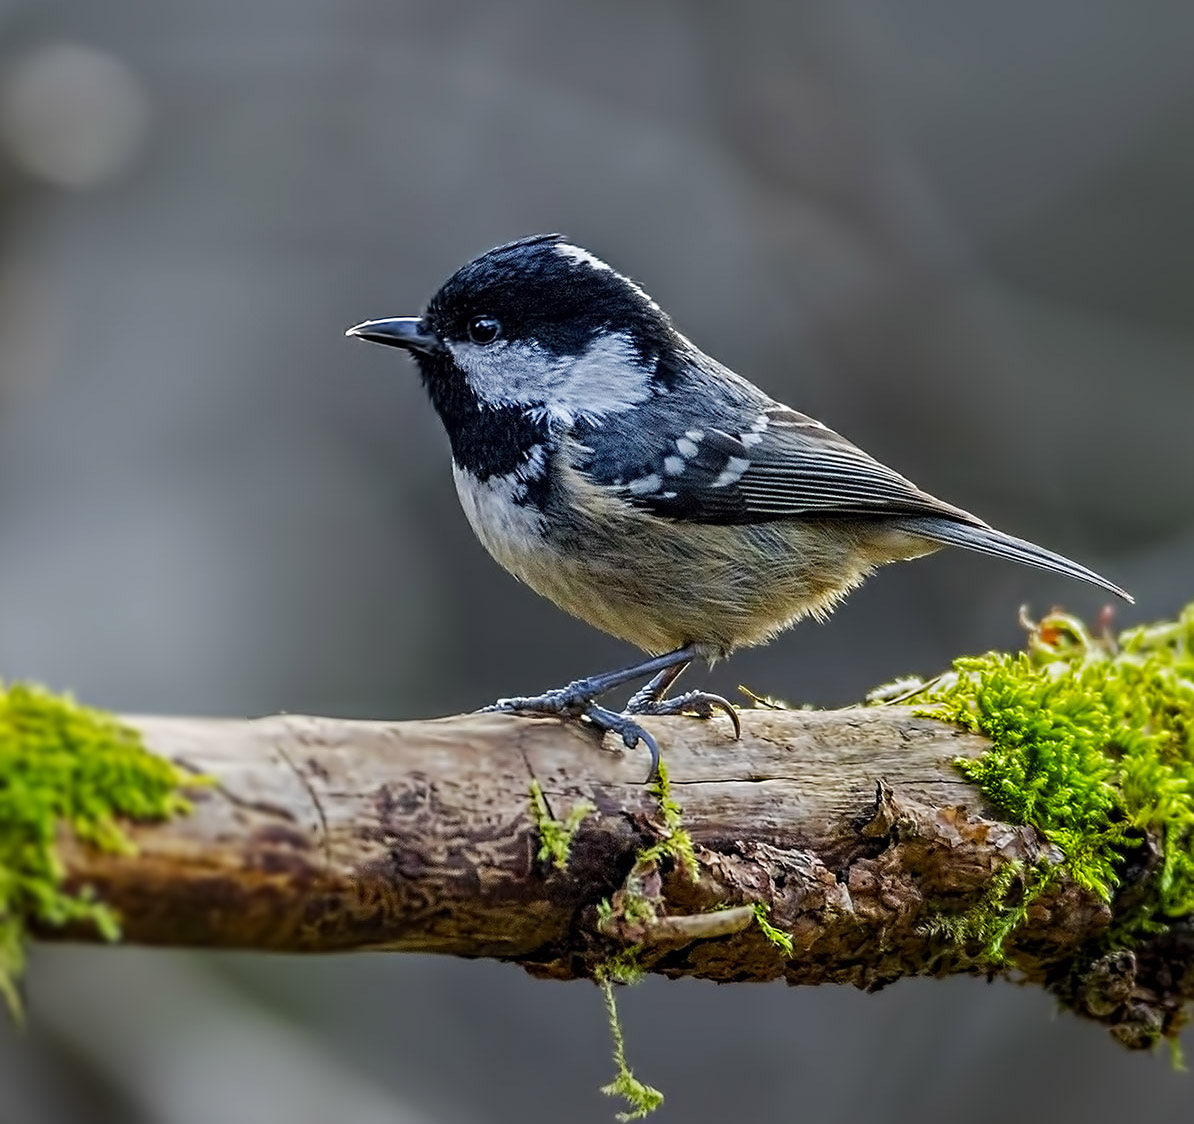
left=480, top=678, right=605, bottom=720
left=583, top=703, right=661, bottom=782
left=481, top=691, right=661, bottom=780
left=626, top=689, right=742, bottom=739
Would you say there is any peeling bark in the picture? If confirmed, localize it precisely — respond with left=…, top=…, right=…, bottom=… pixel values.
left=50, top=708, right=1193, bottom=1044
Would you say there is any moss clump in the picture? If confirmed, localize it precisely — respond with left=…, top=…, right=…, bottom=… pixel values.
left=598, top=977, right=663, bottom=1121
left=635, top=761, right=697, bottom=880
left=920, top=858, right=1051, bottom=962
left=916, top=604, right=1194, bottom=944
left=592, top=760, right=698, bottom=1119
left=527, top=779, right=594, bottom=871
left=0, top=681, right=191, bottom=1016
left=751, top=902, right=795, bottom=957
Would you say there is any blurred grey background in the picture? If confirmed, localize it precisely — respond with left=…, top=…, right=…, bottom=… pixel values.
left=0, top=1, right=1191, bottom=1121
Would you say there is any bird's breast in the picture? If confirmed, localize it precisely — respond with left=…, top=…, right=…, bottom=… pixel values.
left=451, top=459, right=551, bottom=581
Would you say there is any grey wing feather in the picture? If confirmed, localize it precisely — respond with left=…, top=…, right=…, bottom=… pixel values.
left=572, top=366, right=1131, bottom=601
left=733, top=412, right=973, bottom=520
left=889, top=516, right=1133, bottom=602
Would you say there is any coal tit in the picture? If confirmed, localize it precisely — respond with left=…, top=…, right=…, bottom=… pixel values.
left=347, top=234, right=1131, bottom=777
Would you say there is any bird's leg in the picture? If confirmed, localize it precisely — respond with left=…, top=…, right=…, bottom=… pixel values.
left=482, top=645, right=738, bottom=780
left=625, top=662, right=689, bottom=713
left=482, top=647, right=702, bottom=780
left=624, top=661, right=741, bottom=739
left=482, top=646, right=698, bottom=718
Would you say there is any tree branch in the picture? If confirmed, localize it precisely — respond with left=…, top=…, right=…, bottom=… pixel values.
left=51, top=708, right=1192, bottom=1046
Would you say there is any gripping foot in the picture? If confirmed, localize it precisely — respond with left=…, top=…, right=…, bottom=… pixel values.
left=479, top=644, right=736, bottom=781
left=481, top=693, right=662, bottom=780
left=626, top=689, right=742, bottom=739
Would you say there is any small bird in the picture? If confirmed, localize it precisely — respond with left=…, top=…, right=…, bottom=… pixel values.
left=347, top=234, right=1131, bottom=777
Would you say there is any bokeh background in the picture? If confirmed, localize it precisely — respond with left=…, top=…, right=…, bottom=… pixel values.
left=1, top=1, right=1192, bottom=1121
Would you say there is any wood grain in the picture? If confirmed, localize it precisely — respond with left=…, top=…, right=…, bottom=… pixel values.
left=48, top=707, right=1192, bottom=1046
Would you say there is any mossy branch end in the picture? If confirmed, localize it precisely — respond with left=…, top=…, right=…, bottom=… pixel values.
left=2, top=604, right=1192, bottom=1058
left=0, top=682, right=193, bottom=1015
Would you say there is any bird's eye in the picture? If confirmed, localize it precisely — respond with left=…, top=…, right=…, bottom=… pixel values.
left=468, top=316, right=502, bottom=345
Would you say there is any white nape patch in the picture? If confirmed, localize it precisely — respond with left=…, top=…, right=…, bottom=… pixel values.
left=554, top=243, right=615, bottom=274
left=711, top=456, right=751, bottom=488
left=663, top=455, right=686, bottom=476
left=452, top=455, right=547, bottom=576
left=675, top=436, right=700, bottom=459
left=447, top=331, right=652, bottom=423
left=740, top=431, right=764, bottom=447
left=628, top=473, right=662, bottom=495
left=554, top=243, right=662, bottom=312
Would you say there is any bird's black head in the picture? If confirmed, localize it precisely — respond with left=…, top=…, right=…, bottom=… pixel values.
left=347, top=236, right=679, bottom=451
left=422, top=233, right=672, bottom=357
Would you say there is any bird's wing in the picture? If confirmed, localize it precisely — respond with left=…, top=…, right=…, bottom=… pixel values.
left=568, top=370, right=1132, bottom=602
left=573, top=393, right=979, bottom=527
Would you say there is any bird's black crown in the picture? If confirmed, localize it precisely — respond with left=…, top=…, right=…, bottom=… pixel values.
left=424, top=234, right=673, bottom=357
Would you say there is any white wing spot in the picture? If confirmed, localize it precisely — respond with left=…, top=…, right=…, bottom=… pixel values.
left=663, top=455, right=686, bottom=476
left=711, top=456, right=751, bottom=489
left=628, top=473, right=662, bottom=495
left=684, top=428, right=705, bottom=441
left=750, top=413, right=769, bottom=433
left=740, top=431, right=764, bottom=447
left=676, top=436, right=700, bottom=459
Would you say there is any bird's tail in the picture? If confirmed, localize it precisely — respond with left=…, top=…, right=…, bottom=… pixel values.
left=891, top=515, right=1133, bottom=603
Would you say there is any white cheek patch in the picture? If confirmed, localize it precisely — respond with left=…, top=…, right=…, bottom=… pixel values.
left=556, top=332, right=653, bottom=420
left=449, top=332, right=653, bottom=424
left=446, top=337, right=553, bottom=406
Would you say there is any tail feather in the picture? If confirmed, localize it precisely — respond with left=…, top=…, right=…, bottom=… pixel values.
left=894, top=515, right=1133, bottom=603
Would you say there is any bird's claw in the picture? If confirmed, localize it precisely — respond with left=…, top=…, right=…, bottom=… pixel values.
left=479, top=672, right=736, bottom=783
left=478, top=694, right=662, bottom=781
left=480, top=687, right=586, bottom=718
left=627, top=689, right=742, bottom=739
left=583, top=703, right=661, bottom=782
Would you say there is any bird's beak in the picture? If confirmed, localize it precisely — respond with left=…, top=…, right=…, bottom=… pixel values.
left=344, top=316, right=443, bottom=355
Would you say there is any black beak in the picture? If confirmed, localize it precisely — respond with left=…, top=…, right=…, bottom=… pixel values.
left=345, top=316, right=442, bottom=355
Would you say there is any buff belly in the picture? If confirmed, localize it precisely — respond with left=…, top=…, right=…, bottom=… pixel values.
left=453, top=461, right=938, bottom=658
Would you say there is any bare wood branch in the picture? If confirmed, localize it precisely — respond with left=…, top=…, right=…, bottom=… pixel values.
left=50, top=708, right=1192, bottom=1046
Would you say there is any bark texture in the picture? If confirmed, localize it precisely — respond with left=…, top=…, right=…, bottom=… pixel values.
left=53, top=708, right=1192, bottom=1045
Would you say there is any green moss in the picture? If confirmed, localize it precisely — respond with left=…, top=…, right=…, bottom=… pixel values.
left=596, top=946, right=656, bottom=1118
left=589, top=762, right=698, bottom=1119
left=0, top=681, right=192, bottom=1017
left=914, top=604, right=1194, bottom=946
left=919, top=858, right=1051, bottom=963
left=596, top=944, right=645, bottom=987
left=527, top=779, right=594, bottom=871
left=751, top=902, right=794, bottom=957
left=635, top=761, right=697, bottom=880
left=598, top=978, right=664, bottom=1121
